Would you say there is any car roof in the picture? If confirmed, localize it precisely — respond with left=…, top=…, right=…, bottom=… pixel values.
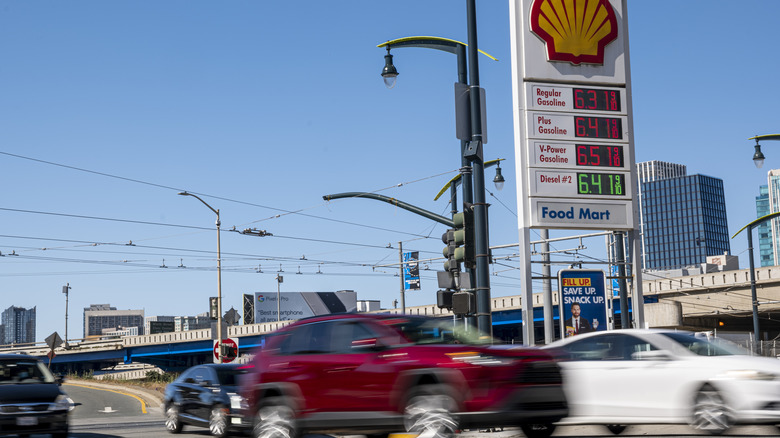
left=545, top=328, right=695, bottom=348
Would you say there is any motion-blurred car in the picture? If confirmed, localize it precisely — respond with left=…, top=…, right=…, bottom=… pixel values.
left=240, top=313, right=568, bottom=438
left=546, top=329, right=780, bottom=435
left=164, top=363, right=250, bottom=437
left=0, top=353, right=73, bottom=438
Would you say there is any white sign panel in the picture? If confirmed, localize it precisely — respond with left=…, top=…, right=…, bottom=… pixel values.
left=530, top=141, right=629, bottom=171
left=530, top=169, right=631, bottom=199
left=527, top=83, right=627, bottom=114
left=528, top=112, right=628, bottom=142
left=531, top=199, right=633, bottom=229
left=253, top=291, right=357, bottom=324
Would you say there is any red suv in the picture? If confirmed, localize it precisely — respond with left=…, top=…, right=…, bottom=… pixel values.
left=240, top=313, right=567, bottom=438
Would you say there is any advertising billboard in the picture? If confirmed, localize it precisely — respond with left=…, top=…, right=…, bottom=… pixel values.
left=559, top=269, right=608, bottom=338
left=253, top=291, right=358, bottom=324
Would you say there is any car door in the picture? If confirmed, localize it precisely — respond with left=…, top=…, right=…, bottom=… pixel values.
left=264, top=321, right=335, bottom=412
left=561, top=333, right=682, bottom=420
left=178, top=367, right=203, bottom=419
left=319, top=320, right=394, bottom=412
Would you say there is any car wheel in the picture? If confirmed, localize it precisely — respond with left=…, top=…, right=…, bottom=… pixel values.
left=165, top=403, right=184, bottom=433
left=403, top=384, right=458, bottom=438
left=606, top=424, right=626, bottom=435
left=253, top=396, right=297, bottom=438
left=520, top=423, right=556, bottom=438
left=209, top=404, right=229, bottom=437
left=690, top=384, right=733, bottom=435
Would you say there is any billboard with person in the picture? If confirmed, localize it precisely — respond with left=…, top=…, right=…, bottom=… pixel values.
left=559, top=269, right=608, bottom=338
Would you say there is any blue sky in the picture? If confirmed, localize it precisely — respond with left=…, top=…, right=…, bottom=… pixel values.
left=2, top=1, right=779, bottom=343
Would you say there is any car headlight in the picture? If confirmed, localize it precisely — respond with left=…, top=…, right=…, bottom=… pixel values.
left=228, top=392, right=246, bottom=410
left=720, top=370, right=778, bottom=381
left=51, top=394, right=75, bottom=412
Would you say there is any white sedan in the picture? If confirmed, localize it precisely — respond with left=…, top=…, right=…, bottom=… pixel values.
left=546, top=329, right=780, bottom=435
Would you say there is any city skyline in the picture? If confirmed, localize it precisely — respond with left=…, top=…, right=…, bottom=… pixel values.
left=2, top=1, right=780, bottom=342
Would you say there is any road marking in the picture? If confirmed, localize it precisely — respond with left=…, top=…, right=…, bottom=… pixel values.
left=64, top=383, right=148, bottom=414
left=99, top=407, right=117, bottom=413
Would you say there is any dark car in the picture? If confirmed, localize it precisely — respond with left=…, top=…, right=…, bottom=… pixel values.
left=164, top=363, right=251, bottom=437
left=0, top=353, right=73, bottom=438
left=241, top=313, right=568, bottom=438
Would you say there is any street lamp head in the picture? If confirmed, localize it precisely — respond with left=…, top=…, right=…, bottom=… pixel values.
left=753, top=141, right=766, bottom=169
left=381, top=46, right=398, bottom=89
left=493, top=163, right=505, bottom=191
left=178, top=191, right=189, bottom=196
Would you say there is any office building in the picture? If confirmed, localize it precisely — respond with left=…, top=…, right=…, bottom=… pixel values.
left=1, top=306, right=36, bottom=345
left=757, top=184, right=774, bottom=267
left=638, top=161, right=730, bottom=270
left=174, top=313, right=211, bottom=332
left=83, top=304, right=144, bottom=338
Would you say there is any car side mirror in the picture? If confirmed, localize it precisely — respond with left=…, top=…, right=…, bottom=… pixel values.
left=198, top=380, right=211, bottom=387
left=55, top=375, right=65, bottom=385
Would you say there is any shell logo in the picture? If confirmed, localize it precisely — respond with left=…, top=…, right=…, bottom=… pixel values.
left=530, top=0, right=618, bottom=65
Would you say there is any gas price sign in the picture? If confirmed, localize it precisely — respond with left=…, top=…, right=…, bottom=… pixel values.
left=523, top=81, right=633, bottom=229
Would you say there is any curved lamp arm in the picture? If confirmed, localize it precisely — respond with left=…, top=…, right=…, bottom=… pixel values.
left=749, top=134, right=780, bottom=169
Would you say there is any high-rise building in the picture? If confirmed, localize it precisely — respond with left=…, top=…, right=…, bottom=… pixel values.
left=1, top=306, right=36, bottom=345
left=638, top=161, right=730, bottom=271
left=755, top=170, right=780, bottom=268
left=756, top=184, right=774, bottom=267
left=83, top=304, right=144, bottom=338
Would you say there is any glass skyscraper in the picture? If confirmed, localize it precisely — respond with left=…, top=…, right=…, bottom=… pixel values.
left=638, top=161, right=730, bottom=270
left=756, top=184, right=774, bottom=267
left=1, top=306, right=36, bottom=345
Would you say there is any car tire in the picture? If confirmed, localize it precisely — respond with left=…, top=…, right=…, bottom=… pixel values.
left=520, top=423, right=556, bottom=438
left=606, top=424, right=626, bottom=435
left=253, top=396, right=297, bottom=438
left=690, top=384, right=733, bottom=435
left=403, top=384, right=458, bottom=438
left=209, top=404, right=229, bottom=438
left=165, top=403, right=184, bottom=433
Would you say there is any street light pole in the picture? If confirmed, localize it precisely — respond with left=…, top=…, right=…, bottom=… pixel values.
left=61, top=283, right=70, bottom=346
left=733, top=212, right=780, bottom=355
left=179, top=192, right=223, bottom=363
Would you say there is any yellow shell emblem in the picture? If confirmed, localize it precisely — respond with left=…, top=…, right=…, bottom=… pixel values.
left=530, top=0, right=618, bottom=65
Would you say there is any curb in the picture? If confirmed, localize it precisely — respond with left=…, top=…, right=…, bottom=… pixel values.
left=63, top=379, right=165, bottom=410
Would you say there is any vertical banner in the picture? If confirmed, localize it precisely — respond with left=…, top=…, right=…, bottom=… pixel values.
left=559, top=269, right=607, bottom=338
left=403, top=251, right=420, bottom=290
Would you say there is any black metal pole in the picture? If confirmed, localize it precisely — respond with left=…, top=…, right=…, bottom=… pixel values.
left=466, top=0, right=491, bottom=336
left=748, top=227, right=761, bottom=354
left=615, top=232, right=630, bottom=329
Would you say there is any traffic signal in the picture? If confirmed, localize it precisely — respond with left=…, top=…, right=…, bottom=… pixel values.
left=437, top=289, right=454, bottom=310
left=451, top=291, right=475, bottom=315
left=441, top=229, right=459, bottom=273
left=452, top=206, right=476, bottom=269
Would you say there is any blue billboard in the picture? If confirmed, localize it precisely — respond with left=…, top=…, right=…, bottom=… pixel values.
left=559, top=269, right=608, bottom=338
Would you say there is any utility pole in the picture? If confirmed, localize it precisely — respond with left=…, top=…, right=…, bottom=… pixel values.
left=398, top=242, right=406, bottom=314
left=61, top=283, right=70, bottom=346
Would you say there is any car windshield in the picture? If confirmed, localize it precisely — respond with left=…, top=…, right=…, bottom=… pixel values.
left=392, top=318, right=494, bottom=345
left=0, top=359, right=56, bottom=384
left=215, top=367, right=249, bottom=386
left=660, top=332, right=749, bottom=357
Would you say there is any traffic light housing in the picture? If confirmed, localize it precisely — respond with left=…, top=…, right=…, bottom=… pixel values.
left=452, top=206, right=476, bottom=269
left=441, top=229, right=459, bottom=273
left=451, top=291, right=475, bottom=315
left=221, top=343, right=237, bottom=360
left=437, top=289, right=454, bottom=309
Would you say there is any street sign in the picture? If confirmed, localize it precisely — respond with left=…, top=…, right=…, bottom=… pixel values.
left=45, top=332, right=63, bottom=350
left=213, top=338, right=238, bottom=363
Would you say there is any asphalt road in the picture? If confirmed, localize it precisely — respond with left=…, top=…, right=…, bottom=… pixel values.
left=53, top=382, right=780, bottom=438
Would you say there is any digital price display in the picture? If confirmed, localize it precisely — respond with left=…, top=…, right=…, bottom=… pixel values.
left=577, top=173, right=625, bottom=196
left=574, top=116, right=623, bottom=139
left=576, top=144, right=624, bottom=168
left=573, top=87, right=621, bottom=112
